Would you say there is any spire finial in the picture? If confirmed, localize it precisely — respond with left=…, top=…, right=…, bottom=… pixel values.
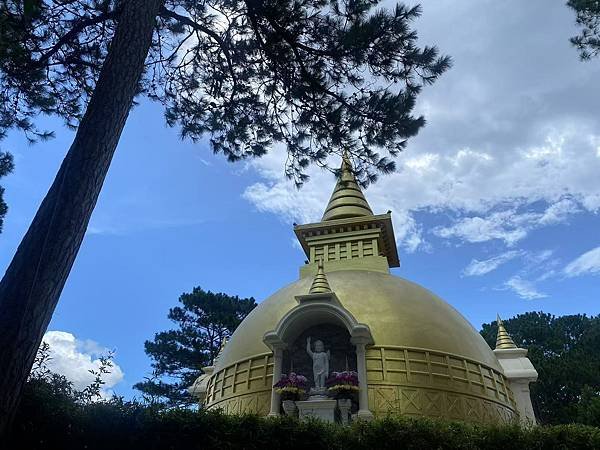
left=341, top=148, right=351, bottom=163
left=321, top=153, right=373, bottom=221
left=495, top=314, right=517, bottom=350
left=309, top=259, right=332, bottom=294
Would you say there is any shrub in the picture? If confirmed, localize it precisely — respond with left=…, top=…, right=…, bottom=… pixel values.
left=7, top=377, right=600, bottom=450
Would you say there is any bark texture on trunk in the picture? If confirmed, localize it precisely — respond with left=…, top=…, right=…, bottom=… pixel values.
left=0, top=0, right=164, bottom=437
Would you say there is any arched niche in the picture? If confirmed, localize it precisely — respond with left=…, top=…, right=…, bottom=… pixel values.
left=263, top=295, right=374, bottom=419
left=263, top=297, right=373, bottom=348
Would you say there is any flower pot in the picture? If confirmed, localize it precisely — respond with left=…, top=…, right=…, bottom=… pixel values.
left=282, top=400, right=298, bottom=417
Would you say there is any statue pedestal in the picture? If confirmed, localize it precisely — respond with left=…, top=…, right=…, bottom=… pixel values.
left=337, top=398, right=352, bottom=425
left=308, top=387, right=328, bottom=399
left=297, top=399, right=337, bottom=423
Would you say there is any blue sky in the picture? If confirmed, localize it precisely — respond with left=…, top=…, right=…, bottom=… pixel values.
left=1, top=0, right=599, bottom=398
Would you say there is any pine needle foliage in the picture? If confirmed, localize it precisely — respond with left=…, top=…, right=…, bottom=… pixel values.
left=0, top=0, right=451, bottom=185
left=134, top=287, right=256, bottom=407
left=568, top=0, right=600, bottom=60
left=0, top=150, right=14, bottom=233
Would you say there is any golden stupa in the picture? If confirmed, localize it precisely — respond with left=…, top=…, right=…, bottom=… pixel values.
left=195, top=156, right=538, bottom=424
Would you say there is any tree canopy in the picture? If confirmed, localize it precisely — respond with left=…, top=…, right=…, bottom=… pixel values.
left=481, top=312, right=600, bottom=426
left=0, top=0, right=450, bottom=185
left=134, top=287, right=256, bottom=406
left=568, top=0, right=600, bottom=60
left=0, top=151, right=14, bottom=233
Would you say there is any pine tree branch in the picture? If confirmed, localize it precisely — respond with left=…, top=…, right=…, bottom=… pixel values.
left=33, top=8, right=119, bottom=68
left=159, top=7, right=238, bottom=88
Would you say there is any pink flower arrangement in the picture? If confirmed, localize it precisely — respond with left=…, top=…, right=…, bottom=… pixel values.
left=325, top=371, right=359, bottom=398
left=274, top=372, right=308, bottom=400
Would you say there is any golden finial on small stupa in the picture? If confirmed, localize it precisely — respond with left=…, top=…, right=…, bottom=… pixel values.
left=309, top=259, right=332, bottom=294
left=495, top=314, right=517, bottom=350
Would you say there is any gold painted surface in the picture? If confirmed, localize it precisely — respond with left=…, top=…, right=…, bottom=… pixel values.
left=205, top=353, right=273, bottom=408
left=215, top=271, right=504, bottom=373
left=366, top=345, right=516, bottom=422
left=209, top=391, right=272, bottom=416
left=322, top=156, right=373, bottom=221
left=294, top=214, right=400, bottom=269
left=495, top=315, right=517, bottom=349
left=205, top=270, right=516, bottom=421
left=299, top=255, right=390, bottom=278
left=302, top=155, right=399, bottom=267
left=205, top=343, right=517, bottom=422
left=309, top=260, right=332, bottom=294
left=369, top=386, right=515, bottom=424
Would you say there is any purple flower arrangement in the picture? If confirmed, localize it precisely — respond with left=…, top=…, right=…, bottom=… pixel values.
left=325, top=371, right=359, bottom=398
left=274, top=372, right=308, bottom=400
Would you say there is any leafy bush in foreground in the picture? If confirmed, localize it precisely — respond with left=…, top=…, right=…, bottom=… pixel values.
left=7, top=377, right=600, bottom=450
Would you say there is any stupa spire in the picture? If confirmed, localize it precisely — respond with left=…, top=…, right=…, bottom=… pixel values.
left=294, top=151, right=400, bottom=275
left=495, top=314, right=517, bottom=350
left=321, top=153, right=373, bottom=221
left=309, top=259, right=331, bottom=294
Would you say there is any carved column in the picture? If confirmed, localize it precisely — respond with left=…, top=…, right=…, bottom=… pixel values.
left=352, top=337, right=374, bottom=420
left=268, top=345, right=285, bottom=417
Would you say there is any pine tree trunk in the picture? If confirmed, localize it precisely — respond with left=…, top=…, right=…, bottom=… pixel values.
left=0, top=0, right=164, bottom=436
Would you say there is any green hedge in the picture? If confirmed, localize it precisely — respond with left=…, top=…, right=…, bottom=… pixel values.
left=7, top=381, right=600, bottom=450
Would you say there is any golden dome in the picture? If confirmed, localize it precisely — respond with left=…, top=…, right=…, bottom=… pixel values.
left=218, top=271, right=500, bottom=371
left=205, top=270, right=516, bottom=423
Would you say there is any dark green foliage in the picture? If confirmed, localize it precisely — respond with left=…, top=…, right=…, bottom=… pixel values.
left=0, top=150, right=14, bottom=233
left=134, top=287, right=256, bottom=407
left=568, top=0, right=600, bottom=60
left=8, top=375, right=600, bottom=450
left=576, top=385, right=600, bottom=426
left=154, top=1, right=451, bottom=186
left=0, top=0, right=116, bottom=140
left=0, top=0, right=450, bottom=185
left=481, top=312, right=600, bottom=426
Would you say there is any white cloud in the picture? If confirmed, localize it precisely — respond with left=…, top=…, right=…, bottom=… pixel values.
left=504, top=276, right=548, bottom=300
left=41, top=331, right=124, bottom=398
left=244, top=132, right=595, bottom=252
left=538, top=198, right=580, bottom=225
left=564, top=246, right=600, bottom=277
left=463, top=250, right=522, bottom=276
left=434, top=210, right=532, bottom=246
left=243, top=153, right=428, bottom=251
left=525, top=249, right=554, bottom=265
left=434, top=199, right=580, bottom=246
left=241, top=1, right=600, bottom=253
